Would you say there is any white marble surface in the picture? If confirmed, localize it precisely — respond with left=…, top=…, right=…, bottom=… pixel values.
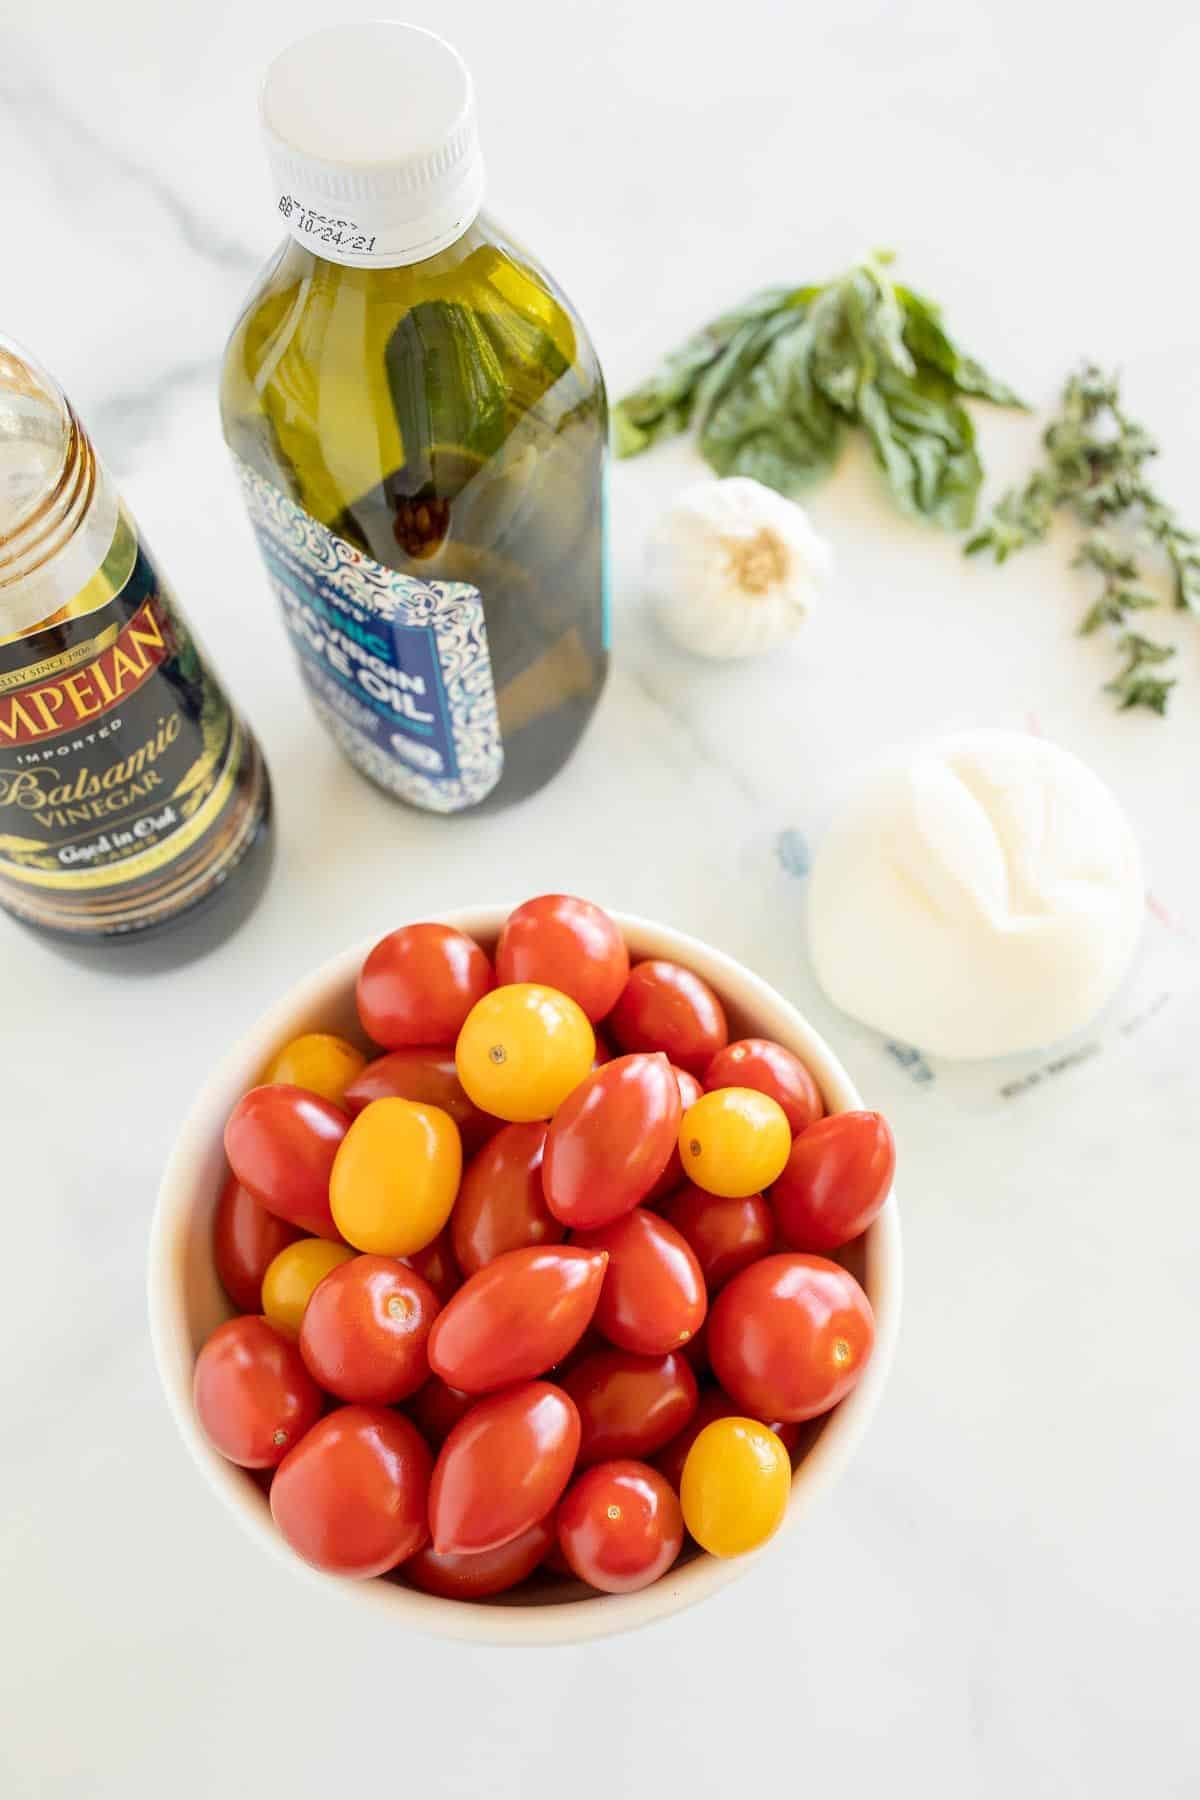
left=3, top=2, right=1199, bottom=1794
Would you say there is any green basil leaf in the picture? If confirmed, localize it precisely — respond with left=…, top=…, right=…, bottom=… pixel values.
left=611, top=406, right=664, bottom=457
left=706, top=428, right=832, bottom=494
left=807, top=283, right=866, bottom=416
left=613, top=257, right=1024, bottom=531
left=858, top=365, right=982, bottom=529
left=692, top=306, right=811, bottom=431
left=700, top=314, right=842, bottom=494
left=898, top=286, right=1027, bottom=408
left=855, top=263, right=916, bottom=378
left=612, top=287, right=798, bottom=457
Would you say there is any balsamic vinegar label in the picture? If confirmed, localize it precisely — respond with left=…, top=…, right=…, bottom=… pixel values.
left=0, top=546, right=242, bottom=894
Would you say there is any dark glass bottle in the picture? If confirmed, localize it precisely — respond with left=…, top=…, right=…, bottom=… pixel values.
left=0, top=338, right=272, bottom=953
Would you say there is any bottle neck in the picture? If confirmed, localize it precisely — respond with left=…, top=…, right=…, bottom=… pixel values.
left=279, top=205, right=484, bottom=270
left=280, top=202, right=488, bottom=276
left=0, top=408, right=120, bottom=641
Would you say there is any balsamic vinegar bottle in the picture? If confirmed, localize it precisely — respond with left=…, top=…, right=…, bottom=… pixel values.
left=0, top=338, right=272, bottom=949
left=221, top=22, right=609, bottom=815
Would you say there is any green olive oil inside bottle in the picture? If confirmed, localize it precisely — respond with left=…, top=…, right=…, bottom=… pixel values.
left=221, top=23, right=609, bottom=814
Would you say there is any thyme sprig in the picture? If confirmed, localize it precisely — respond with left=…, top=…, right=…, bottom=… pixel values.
left=1104, top=633, right=1177, bottom=715
left=967, top=365, right=1196, bottom=713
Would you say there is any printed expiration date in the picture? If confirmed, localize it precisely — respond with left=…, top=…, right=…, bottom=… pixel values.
left=278, top=195, right=376, bottom=254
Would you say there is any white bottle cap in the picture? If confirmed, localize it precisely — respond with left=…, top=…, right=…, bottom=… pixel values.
left=260, top=22, right=485, bottom=269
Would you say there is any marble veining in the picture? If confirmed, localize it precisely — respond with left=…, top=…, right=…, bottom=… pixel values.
left=2, top=3, right=1199, bottom=1797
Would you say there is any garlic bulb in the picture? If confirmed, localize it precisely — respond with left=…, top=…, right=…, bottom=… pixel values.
left=643, top=476, right=831, bottom=660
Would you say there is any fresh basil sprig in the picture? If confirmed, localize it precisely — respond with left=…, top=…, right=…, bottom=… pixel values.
left=968, top=364, right=1198, bottom=713
left=614, top=251, right=1024, bottom=529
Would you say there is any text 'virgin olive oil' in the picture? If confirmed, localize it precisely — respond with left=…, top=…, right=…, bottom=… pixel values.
left=222, top=22, right=609, bottom=814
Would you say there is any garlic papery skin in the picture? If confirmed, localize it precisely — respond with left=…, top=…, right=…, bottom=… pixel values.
left=643, top=476, right=832, bottom=660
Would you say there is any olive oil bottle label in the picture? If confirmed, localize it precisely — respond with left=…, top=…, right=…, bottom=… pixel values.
left=235, top=459, right=503, bottom=812
left=0, top=543, right=249, bottom=906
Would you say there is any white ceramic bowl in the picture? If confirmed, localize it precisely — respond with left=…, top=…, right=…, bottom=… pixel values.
left=149, top=906, right=902, bottom=1645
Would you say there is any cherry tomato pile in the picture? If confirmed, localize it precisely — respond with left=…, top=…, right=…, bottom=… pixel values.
left=197, top=896, right=895, bottom=1604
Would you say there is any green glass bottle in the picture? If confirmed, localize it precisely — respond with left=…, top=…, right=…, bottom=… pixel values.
left=221, top=23, right=609, bottom=814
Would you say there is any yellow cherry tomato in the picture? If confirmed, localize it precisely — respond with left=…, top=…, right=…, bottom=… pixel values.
left=263, top=1033, right=366, bottom=1106
left=680, top=1417, right=791, bottom=1557
left=330, top=1097, right=462, bottom=1255
left=679, top=1087, right=791, bottom=1198
left=261, top=1238, right=356, bottom=1338
left=455, top=984, right=595, bottom=1122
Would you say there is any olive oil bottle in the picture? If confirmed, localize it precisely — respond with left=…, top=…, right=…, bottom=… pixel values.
left=221, top=22, right=609, bottom=814
left=0, top=338, right=272, bottom=949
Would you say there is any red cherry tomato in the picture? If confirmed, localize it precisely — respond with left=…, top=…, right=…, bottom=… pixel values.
left=429, top=1381, right=580, bottom=1554
left=403, top=1518, right=555, bottom=1600
left=271, top=1404, right=431, bottom=1577
left=212, top=1175, right=302, bottom=1313
left=550, top=1325, right=607, bottom=1382
left=644, top=1066, right=704, bottom=1206
left=772, top=1111, right=895, bottom=1252
left=653, top=1387, right=800, bottom=1490
left=407, top=1374, right=475, bottom=1446
left=357, top=923, right=494, bottom=1049
left=608, top=961, right=728, bottom=1075
left=224, top=1085, right=348, bottom=1238
left=540, top=1538, right=574, bottom=1577
left=299, top=1255, right=440, bottom=1404
left=592, top=1035, right=615, bottom=1068
left=709, top=1253, right=875, bottom=1422
left=557, top=1460, right=683, bottom=1593
left=681, top=1316, right=710, bottom=1377
left=575, top=1210, right=706, bottom=1356
left=400, top=1225, right=461, bottom=1306
left=428, top=1246, right=608, bottom=1393
left=451, top=1122, right=562, bottom=1276
left=542, top=1053, right=681, bottom=1229
left=704, top=1038, right=824, bottom=1134
left=662, top=1183, right=774, bottom=1292
left=193, top=1316, right=322, bottom=1469
left=496, top=895, right=630, bottom=1024
left=344, top=1048, right=499, bottom=1154
left=562, top=1347, right=698, bottom=1466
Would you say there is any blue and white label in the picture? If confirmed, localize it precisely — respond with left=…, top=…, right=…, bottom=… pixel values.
left=235, top=460, right=503, bottom=812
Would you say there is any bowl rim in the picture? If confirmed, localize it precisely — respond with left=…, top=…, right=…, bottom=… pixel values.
left=148, top=905, right=902, bottom=1646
